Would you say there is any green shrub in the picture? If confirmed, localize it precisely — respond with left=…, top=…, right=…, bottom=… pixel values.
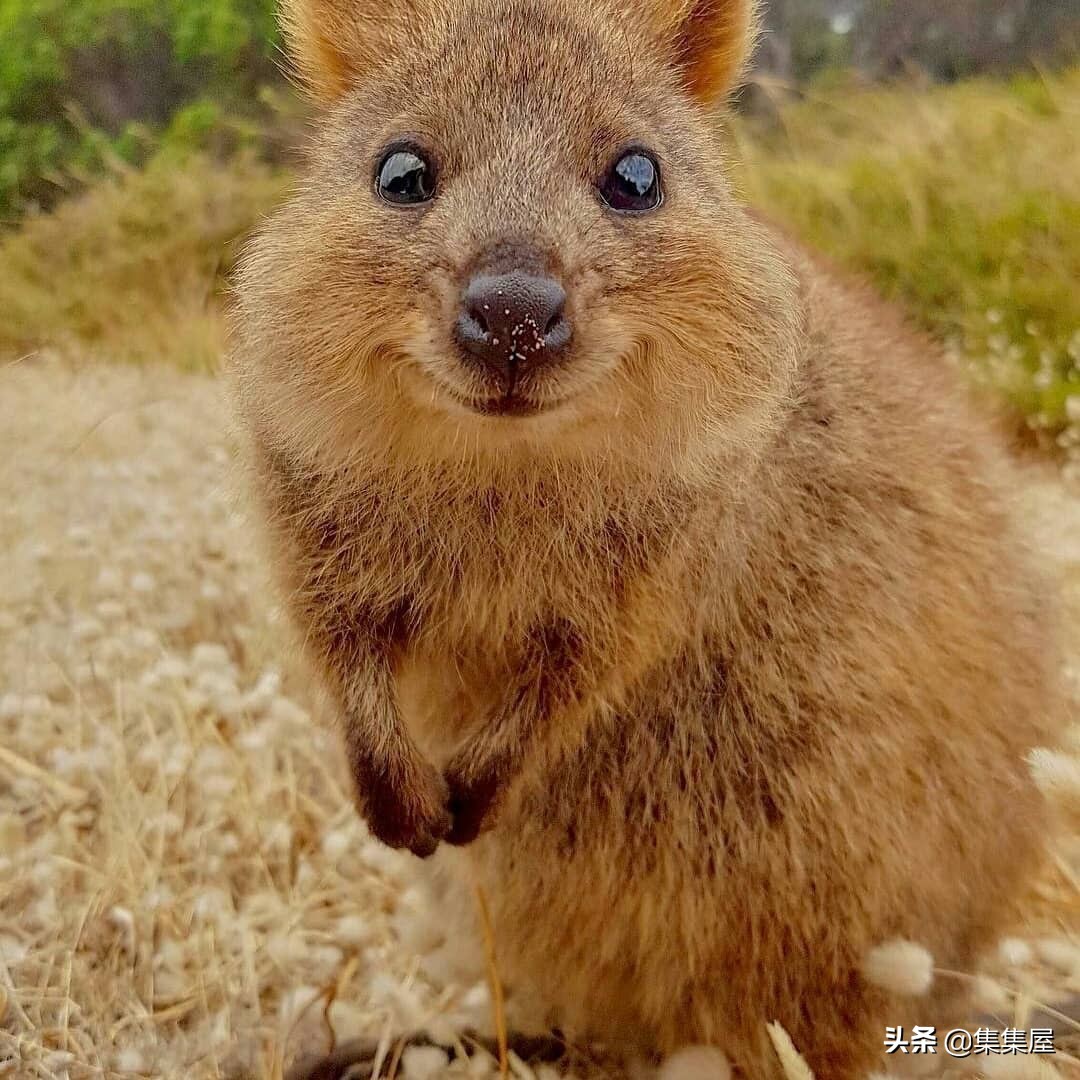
left=0, top=0, right=280, bottom=217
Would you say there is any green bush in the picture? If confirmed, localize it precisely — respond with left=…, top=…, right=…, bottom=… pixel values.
left=0, top=0, right=279, bottom=217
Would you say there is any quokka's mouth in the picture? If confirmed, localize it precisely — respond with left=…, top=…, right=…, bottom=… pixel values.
left=470, top=394, right=554, bottom=418
left=443, top=386, right=566, bottom=419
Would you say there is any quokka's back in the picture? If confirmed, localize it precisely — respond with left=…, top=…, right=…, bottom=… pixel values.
left=230, top=0, right=1066, bottom=1076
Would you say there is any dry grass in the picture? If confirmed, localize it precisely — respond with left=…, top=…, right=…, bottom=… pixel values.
left=1, top=355, right=1079, bottom=1079
left=731, top=69, right=1080, bottom=459
left=0, top=154, right=287, bottom=373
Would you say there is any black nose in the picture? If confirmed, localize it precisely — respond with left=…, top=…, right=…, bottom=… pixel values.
left=455, top=271, right=571, bottom=385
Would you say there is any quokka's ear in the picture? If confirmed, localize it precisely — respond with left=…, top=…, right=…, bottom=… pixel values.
left=645, top=0, right=760, bottom=103
left=279, top=0, right=417, bottom=103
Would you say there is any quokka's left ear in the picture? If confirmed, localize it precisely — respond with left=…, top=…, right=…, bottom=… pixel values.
left=645, top=0, right=760, bottom=103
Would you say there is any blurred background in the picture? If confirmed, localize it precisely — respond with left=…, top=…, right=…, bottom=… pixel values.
left=2, top=4, right=1080, bottom=1077
left=0, top=0, right=1078, bottom=454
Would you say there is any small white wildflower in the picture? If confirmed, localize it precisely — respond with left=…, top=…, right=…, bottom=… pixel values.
left=322, top=828, right=353, bottom=861
left=114, top=1046, right=146, bottom=1073
left=238, top=724, right=271, bottom=752
left=194, top=745, right=231, bottom=775
left=1028, top=748, right=1080, bottom=801
left=263, top=821, right=293, bottom=854
left=72, top=617, right=105, bottom=641
left=278, top=984, right=322, bottom=1024
left=144, top=885, right=174, bottom=911
left=267, top=931, right=308, bottom=968
left=130, top=572, right=156, bottom=594
left=1035, top=937, right=1080, bottom=975
left=96, top=599, right=126, bottom=620
left=201, top=773, right=236, bottom=800
left=50, top=744, right=110, bottom=778
left=456, top=982, right=494, bottom=1036
left=659, top=1047, right=733, bottom=1080
left=129, top=628, right=158, bottom=650
left=0, top=935, right=28, bottom=966
left=308, top=944, right=345, bottom=979
left=466, top=1050, right=497, bottom=1077
left=107, top=906, right=137, bottom=955
left=360, top=837, right=410, bottom=880
left=295, top=858, right=317, bottom=890
left=21, top=694, right=50, bottom=717
left=327, top=999, right=368, bottom=1042
left=243, top=670, right=282, bottom=713
left=402, top=1046, right=450, bottom=1080
left=426, top=1016, right=460, bottom=1047
left=368, top=972, right=427, bottom=1029
left=972, top=975, right=1011, bottom=1014
left=217, top=831, right=241, bottom=856
left=861, top=939, right=934, bottom=997
left=43, top=1051, right=76, bottom=1074
left=194, top=669, right=238, bottom=698
left=334, top=913, right=369, bottom=948
left=143, top=656, right=188, bottom=687
left=191, top=642, right=232, bottom=670
left=200, top=581, right=224, bottom=602
left=999, top=937, right=1034, bottom=967
left=1065, top=394, right=1080, bottom=424
left=394, top=902, right=445, bottom=956
left=29, top=890, right=59, bottom=929
left=192, top=887, right=233, bottom=925
left=269, top=696, right=309, bottom=727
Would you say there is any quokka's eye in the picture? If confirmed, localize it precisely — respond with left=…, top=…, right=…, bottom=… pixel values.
left=376, top=146, right=437, bottom=205
left=599, top=150, right=662, bottom=214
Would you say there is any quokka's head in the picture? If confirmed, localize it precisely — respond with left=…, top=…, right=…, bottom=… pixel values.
left=234, top=0, right=801, bottom=473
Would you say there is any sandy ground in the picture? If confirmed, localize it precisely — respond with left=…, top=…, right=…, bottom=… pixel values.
left=1, top=357, right=1079, bottom=1080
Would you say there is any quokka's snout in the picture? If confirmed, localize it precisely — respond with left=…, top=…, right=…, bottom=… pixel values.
left=455, top=262, right=571, bottom=412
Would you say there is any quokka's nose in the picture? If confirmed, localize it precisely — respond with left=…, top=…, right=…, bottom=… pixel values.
left=455, top=271, right=572, bottom=385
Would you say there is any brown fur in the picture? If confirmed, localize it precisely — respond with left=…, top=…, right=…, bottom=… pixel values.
left=229, top=0, right=1064, bottom=1075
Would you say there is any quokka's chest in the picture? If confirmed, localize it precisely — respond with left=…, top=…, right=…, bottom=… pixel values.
left=393, top=640, right=508, bottom=766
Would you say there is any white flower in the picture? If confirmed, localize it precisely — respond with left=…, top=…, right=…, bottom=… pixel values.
left=659, top=1047, right=733, bottom=1080
left=861, top=939, right=934, bottom=996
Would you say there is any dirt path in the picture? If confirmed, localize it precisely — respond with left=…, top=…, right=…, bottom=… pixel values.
left=1, top=358, right=1078, bottom=1079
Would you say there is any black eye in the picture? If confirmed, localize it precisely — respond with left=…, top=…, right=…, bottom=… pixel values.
left=376, top=147, right=436, bottom=205
left=599, top=150, right=662, bottom=213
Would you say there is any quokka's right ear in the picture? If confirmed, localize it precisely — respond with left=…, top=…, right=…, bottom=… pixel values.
left=279, top=0, right=416, bottom=103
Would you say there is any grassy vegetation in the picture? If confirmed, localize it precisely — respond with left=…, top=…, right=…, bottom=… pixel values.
left=0, top=149, right=287, bottom=370
left=0, top=70, right=1076, bottom=451
left=732, top=69, right=1080, bottom=445
left=0, top=0, right=279, bottom=216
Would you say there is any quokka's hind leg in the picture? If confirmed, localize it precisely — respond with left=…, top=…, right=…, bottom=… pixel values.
left=286, top=1030, right=569, bottom=1080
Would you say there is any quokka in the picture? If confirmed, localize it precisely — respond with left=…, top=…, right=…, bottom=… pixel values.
left=230, top=0, right=1065, bottom=1075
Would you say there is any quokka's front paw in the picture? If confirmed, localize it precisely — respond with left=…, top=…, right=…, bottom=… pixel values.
left=353, top=757, right=452, bottom=858
left=444, top=755, right=505, bottom=847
